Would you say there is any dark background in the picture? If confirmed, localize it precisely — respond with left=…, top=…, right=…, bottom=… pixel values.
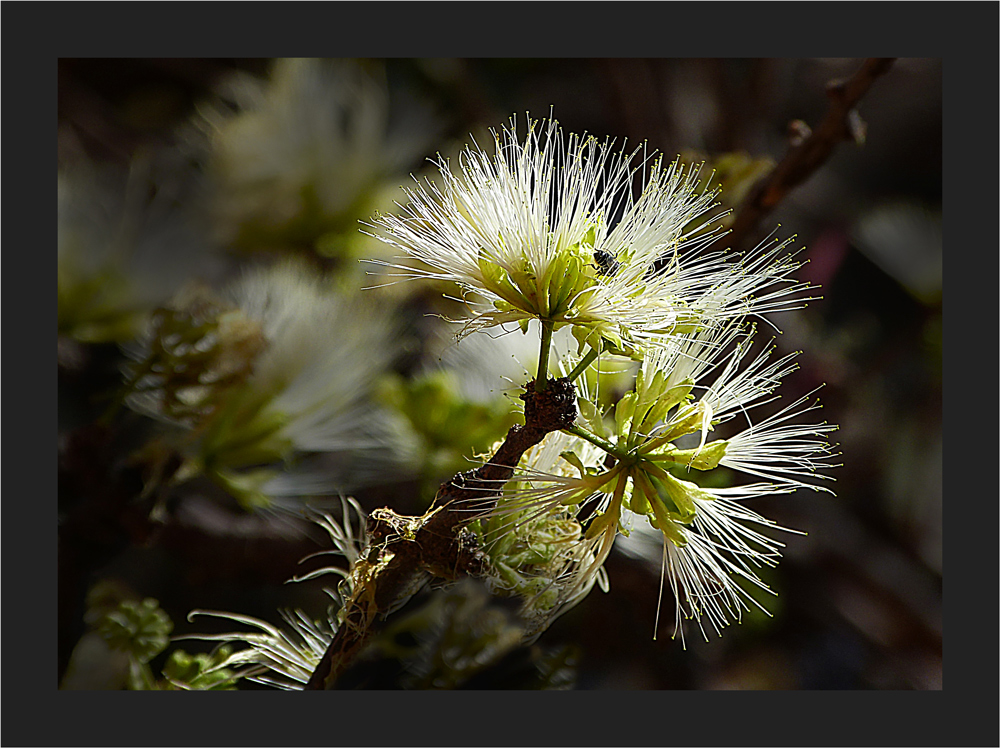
left=56, top=56, right=942, bottom=691
left=0, top=0, right=991, bottom=743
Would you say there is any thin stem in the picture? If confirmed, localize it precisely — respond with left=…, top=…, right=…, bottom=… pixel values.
left=566, top=345, right=600, bottom=383
left=535, top=319, right=554, bottom=392
left=564, top=423, right=624, bottom=459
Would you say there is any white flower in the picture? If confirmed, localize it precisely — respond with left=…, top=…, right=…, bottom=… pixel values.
left=483, top=319, right=837, bottom=644
left=368, top=116, right=810, bottom=356
left=197, top=58, right=437, bottom=258
left=620, top=331, right=835, bottom=642
left=219, top=262, right=394, bottom=456
left=123, top=261, right=402, bottom=509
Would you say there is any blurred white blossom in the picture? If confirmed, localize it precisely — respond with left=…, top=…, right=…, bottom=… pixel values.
left=369, top=116, right=810, bottom=356
left=123, top=260, right=402, bottom=510
left=197, top=58, right=438, bottom=261
left=58, top=154, right=221, bottom=344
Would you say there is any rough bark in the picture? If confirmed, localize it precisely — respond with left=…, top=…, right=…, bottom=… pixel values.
left=304, top=377, right=577, bottom=689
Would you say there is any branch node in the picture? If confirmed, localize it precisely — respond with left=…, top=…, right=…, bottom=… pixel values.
left=787, top=119, right=812, bottom=147
left=825, top=77, right=849, bottom=101
left=522, top=376, right=578, bottom=432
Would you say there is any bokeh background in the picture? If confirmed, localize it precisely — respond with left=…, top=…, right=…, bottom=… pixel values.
left=57, top=57, right=942, bottom=690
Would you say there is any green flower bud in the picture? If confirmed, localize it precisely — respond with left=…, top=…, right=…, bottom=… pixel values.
left=97, top=598, right=173, bottom=664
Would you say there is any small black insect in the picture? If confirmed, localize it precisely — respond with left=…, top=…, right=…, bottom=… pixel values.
left=592, top=249, right=620, bottom=277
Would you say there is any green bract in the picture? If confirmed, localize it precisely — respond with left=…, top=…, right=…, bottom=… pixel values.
left=162, top=647, right=239, bottom=690
left=97, top=598, right=173, bottom=664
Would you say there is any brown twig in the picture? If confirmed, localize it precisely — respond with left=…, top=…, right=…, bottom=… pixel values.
left=304, top=377, right=578, bottom=689
left=720, top=58, right=897, bottom=251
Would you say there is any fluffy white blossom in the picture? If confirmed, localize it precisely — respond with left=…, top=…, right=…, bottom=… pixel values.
left=491, top=322, right=837, bottom=643
left=369, top=116, right=810, bottom=356
left=197, top=58, right=437, bottom=258
left=123, top=261, right=402, bottom=510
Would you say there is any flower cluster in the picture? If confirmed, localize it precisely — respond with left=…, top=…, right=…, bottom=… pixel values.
left=372, top=115, right=837, bottom=643
left=178, top=114, right=839, bottom=687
